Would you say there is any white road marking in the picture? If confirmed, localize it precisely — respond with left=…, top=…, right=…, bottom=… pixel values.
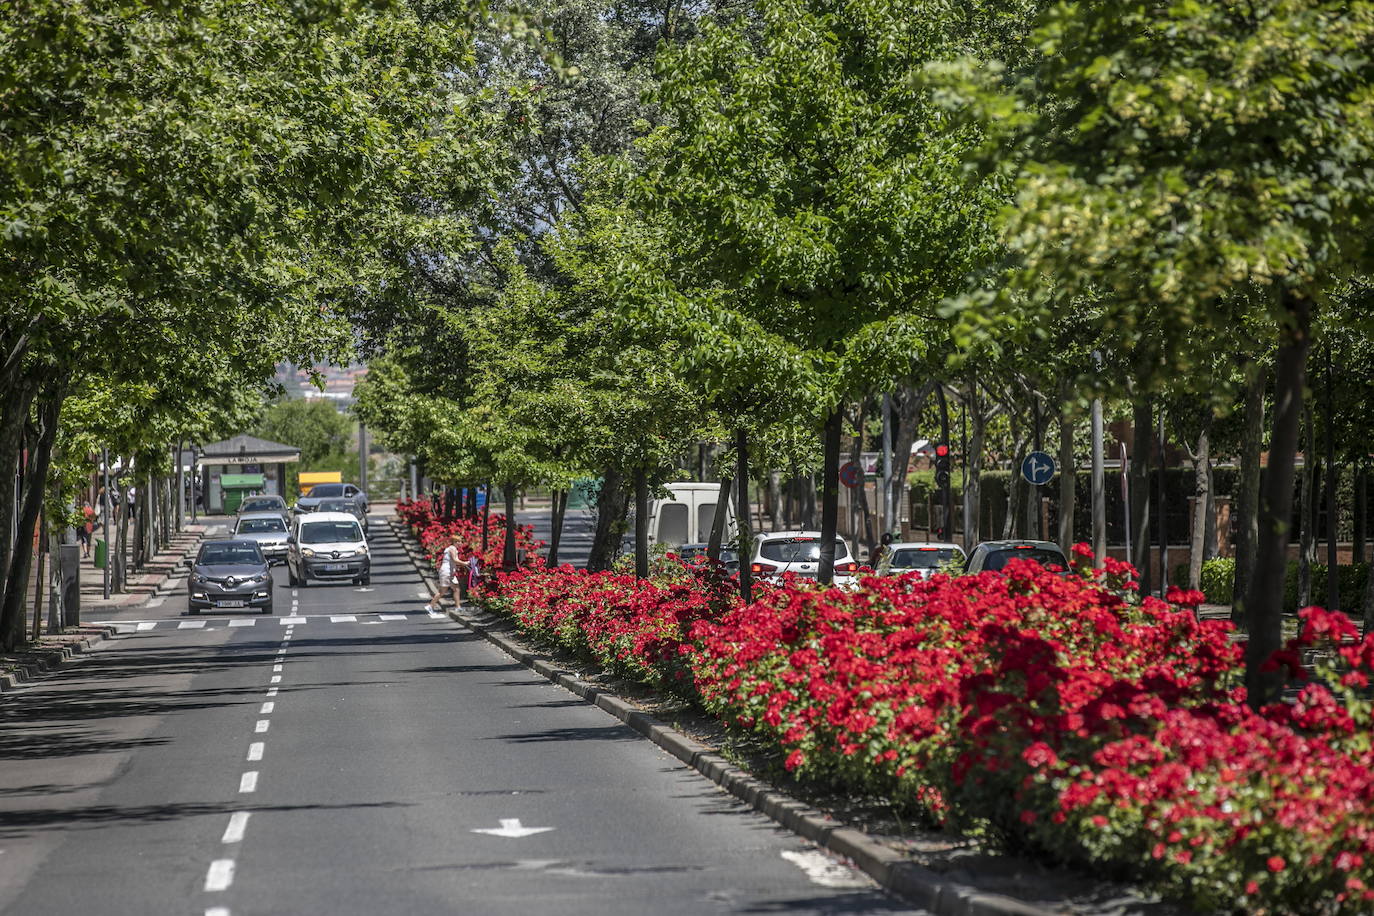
left=276, top=649, right=286, bottom=657
left=354, top=587, right=375, bottom=593
left=416, top=590, right=431, bottom=599
left=259, top=702, right=275, bottom=714
left=281, top=617, right=305, bottom=625
left=228, top=619, right=256, bottom=627
left=780, top=850, right=872, bottom=888
left=146, top=595, right=166, bottom=608
left=471, top=818, right=555, bottom=838
left=255, top=719, right=270, bottom=733
left=136, top=621, right=157, bottom=631
left=205, top=859, right=235, bottom=891
left=221, top=812, right=251, bottom=844
left=179, top=620, right=206, bottom=629
left=379, top=614, right=406, bottom=621
left=331, top=615, right=357, bottom=623
left=270, top=675, right=281, bottom=683
left=292, top=590, right=298, bottom=597
left=239, top=772, right=258, bottom=793
left=361, top=620, right=382, bottom=625
left=206, top=908, right=231, bottom=916
left=247, top=742, right=264, bottom=762
left=266, top=687, right=278, bottom=697
left=273, top=664, right=283, bottom=672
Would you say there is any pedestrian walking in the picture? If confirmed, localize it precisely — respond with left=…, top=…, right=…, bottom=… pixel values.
left=424, top=538, right=462, bottom=612
left=872, top=531, right=894, bottom=573
left=77, top=498, right=95, bottom=558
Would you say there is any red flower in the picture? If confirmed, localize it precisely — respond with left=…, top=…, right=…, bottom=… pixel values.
left=1268, top=856, right=1286, bottom=873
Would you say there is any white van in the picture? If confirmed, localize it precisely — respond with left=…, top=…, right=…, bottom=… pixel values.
left=647, top=482, right=738, bottom=548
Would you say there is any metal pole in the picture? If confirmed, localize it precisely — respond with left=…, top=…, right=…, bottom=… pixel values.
left=1158, top=409, right=1169, bottom=595
left=358, top=422, right=369, bottom=491
left=190, top=445, right=198, bottom=523
left=101, top=448, right=111, bottom=601
left=1032, top=397, right=1044, bottom=540
left=881, top=393, right=893, bottom=536
left=175, top=440, right=184, bottom=531
left=1121, top=443, right=1132, bottom=564
left=409, top=457, right=418, bottom=503
left=1091, top=397, right=1106, bottom=567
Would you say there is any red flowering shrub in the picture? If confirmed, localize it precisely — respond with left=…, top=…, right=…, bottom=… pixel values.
left=395, top=497, right=543, bottom=579
left=400, top=494, right=1374, bottom=915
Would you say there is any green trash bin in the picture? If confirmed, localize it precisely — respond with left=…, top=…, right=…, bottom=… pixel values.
left=94, top=538, right=107, bottom=569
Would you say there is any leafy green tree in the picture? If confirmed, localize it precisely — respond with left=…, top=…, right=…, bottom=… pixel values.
left=254, top=399, right=357, bottom=473
left=991, top=0, right=1374, bottom=705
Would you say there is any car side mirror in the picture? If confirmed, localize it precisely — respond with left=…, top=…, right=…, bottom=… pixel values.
left=183, top=559, right=194, bottom=569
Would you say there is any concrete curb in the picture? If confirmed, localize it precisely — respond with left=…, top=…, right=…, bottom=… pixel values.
left=389, top=518, right=1056, bottom=916
left=0, top=625, right=118, bottom=693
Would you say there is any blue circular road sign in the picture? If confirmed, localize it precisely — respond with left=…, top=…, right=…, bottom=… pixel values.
left=1021, top=451, right=1056, bottom=486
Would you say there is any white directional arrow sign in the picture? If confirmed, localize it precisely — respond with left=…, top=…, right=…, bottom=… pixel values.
left=472, top=818, right=555, bottom=838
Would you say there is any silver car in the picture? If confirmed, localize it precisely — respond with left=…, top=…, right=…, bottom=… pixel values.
left=878, top=542, right=966, bottom=579
left=314, top=497, right=368, bottom=532
left=233, top=511, right=291, bottom=564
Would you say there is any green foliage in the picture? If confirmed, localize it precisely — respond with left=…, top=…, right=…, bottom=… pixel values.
left=253, top=399, right=356, bottom=471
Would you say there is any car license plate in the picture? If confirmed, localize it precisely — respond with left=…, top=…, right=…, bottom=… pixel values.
left=323, top=563, right=346, bottom=571
left=217, top=599, right=245, bottom=608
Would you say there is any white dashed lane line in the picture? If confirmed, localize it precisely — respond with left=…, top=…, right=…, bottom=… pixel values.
left=247, top=742, right=264, bottom=762
left=259, top=702, right=274, bottom=715
left=205, top=859, right=235, bottom=892
left=254, top=720, right=270, bottom=734
left=179, top=620, right=206, bottom=629
left=206, top=907, right=230, bottom=916
left=266, top=687, right=277, bottom=697
left=239, top=771, right=259, bottom=794
left=270, top=675, right=281, bottom=683
left=228, top=619, right=255, bottom=627
left=222, top=812, right=251, bottom=844
left=331, top=615, right=357, bottom=622
left=136, top=621, right=157, bottom=631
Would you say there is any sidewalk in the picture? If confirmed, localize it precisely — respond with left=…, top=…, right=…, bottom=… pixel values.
left=81, top=521, right=212, bottom=619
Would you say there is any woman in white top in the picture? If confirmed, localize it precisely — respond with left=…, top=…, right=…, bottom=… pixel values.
left=425, top=539, right=463, bottom=612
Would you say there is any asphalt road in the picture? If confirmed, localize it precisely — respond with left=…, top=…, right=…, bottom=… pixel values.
left=0, top=516, right=914, bottom=915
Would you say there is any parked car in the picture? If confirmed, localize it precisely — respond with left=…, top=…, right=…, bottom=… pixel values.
left=287, top=511, right=370, bottom=587
left=233, top=511, right=291, bottom=565
left=294, top=482, right=369, bottom=516
left=645, top=482, right=737, bottom=548
left=314, top=496, right=368, bottom=532
left=878, top=542, right=966, bottom=578
left=963, top=540, right=1069, bottom=574
left=186, top=539, right=273, bottom=615
left=236, top=494, right=288, bottom=519
left=675, top=543, right=740, bottom=575
left=749, top=531, right=858, bottom=586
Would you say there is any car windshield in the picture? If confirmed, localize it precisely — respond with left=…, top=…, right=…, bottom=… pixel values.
left=241, top=498, right=282, bottom=512
left=309, top=484, right=345, bottom=498
left=890, top=548, right=959, bottom=569
left=199, top=543, right=264, bottom=565
left=300, top=520, right=363, bottom=544
left=237, top=517, right=286, bottom=534
left=759, top=537, right=847, bottom=563
left=982, top=548, right=1065, bottom=572
left=317, top=500, right=356, bottom=513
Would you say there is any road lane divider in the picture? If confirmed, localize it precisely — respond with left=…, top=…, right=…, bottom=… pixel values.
left=239, top=771, right=259, bottom=793
left=247, top=742, right=264, bottom=762
left=259, top=702, right=274, bottom=714
left=254, top=719, right=270, bottom=733
left=205, top=859, right=235, bottom=892
left=221, top=812, right=251, bottom=844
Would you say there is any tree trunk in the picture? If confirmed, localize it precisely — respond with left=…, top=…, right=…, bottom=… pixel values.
left=634, top=467, right=649, bottom=579
left=1354, top=466, right=1368, bottom=569
left=481, top=483, right=491, bottom=553
left=1232, top=364, right=1267, bottom=624
left=850, top=402, right=875, bottom=554
left=0, top=379, right=36, bottom=624
left=1297, top=407, right=1316, bottom=609
left=736, top=429, right=753, bottom=602
left=1246, top=292, right=1310, bottom=709
left=964, top=383, right=986, bottom=550
left=707, top=476, right=732, bottom=561
left=1, top=395, right=61, bottom=651
left=818, top=409, right=843, bottom=584
left=502, top=485, right=518, bottom=570
left=1057, top=386, right=1076, bottom=556
left=1324, top=349, right=1339, bottom=611
left=32, top=514, right=44, bottom=642
left=547, top=489, right=568, bottom=567
left=1002, top=406, right=1023, bottom=539
left=1130, top=397, right=1153, bottom=592
left=587, top=468, right=628, bottom=572
left=1188, top=411, right=1212, bottom=591
left=891, top=379, right=935, bottom=540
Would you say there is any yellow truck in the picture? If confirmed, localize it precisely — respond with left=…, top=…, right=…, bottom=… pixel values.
left=297, top=471, right=342, bottom=496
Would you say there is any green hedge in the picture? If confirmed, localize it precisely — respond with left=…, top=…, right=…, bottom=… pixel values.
left=1171, top=557, right=1369, bottom=611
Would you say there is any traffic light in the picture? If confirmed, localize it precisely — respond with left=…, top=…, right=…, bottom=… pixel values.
left=934, top=443, right=951, bottom=489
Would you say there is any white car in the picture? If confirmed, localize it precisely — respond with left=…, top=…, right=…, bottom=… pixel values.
left=287, top=511, right=370, bottom=587
left=877, top=542, right=966, bottom=579
left=749, top=531, right=858, bottom=587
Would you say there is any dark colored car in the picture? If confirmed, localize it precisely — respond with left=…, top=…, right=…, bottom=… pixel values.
left=294, top=482, right=368, bottom=516
left=314, top=496, right=368, bottom=532
left=237, top=494, right=289, bottom=519
left=963, top=540, right=1068, bottom=574
left=186, top=539, right=274, bottom=615
left=675, top=543, right=740, bottom=575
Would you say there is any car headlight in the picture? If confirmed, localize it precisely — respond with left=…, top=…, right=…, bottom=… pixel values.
left=357, top=545, right=368, bottom=556
left=193, top=574, right=208, bottom=585
left=301, top=548, right=315, bottom=558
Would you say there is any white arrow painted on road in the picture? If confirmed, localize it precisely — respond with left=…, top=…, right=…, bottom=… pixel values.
left=472, top=818, right=554, bottom=838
